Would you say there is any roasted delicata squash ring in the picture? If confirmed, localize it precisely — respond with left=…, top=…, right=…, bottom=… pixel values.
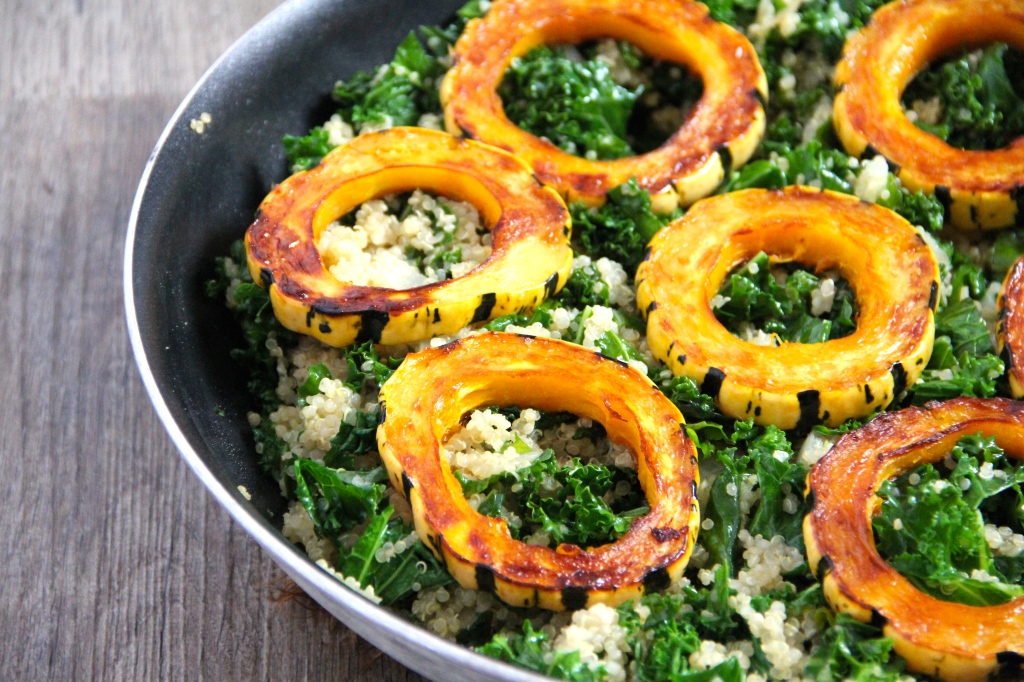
left=245, top=127, right=573, bottom=347
left=636, top=187, right=939, bottom=430
left=833, top=0, right=1024, bottom=230
left=376, top=332, right=700, bottom=611
left=997, top=256, right=1024, bottom=398
left=440, top=0, right=767, bottom=209
left=804, top=397, right=1024, bottom=682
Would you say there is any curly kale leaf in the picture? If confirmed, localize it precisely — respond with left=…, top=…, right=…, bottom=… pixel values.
left=663, top=376, right=721, bottom=423
left=337, top=507, right=452, bottom=605
left=478, top=620, right=605, bottom=681
left=325, top=410, right=379, bottom=469
left=619, top=567, right=740, bottom=676
left=873, top=434, right=1024, bottom=606
left=572, top=179, right=671, bottom=271
left=344, top=341, right=401, bottom=393
left=458, top=450, right=647, bottom=549
left=500, top=45, right=639, bottom=160
left=293, top=459, right=386, bottom=544
left=805, top=613, right=905, bottom=681
left=282, top=127, right=333, bottom=173
left=903, top=43, right=1024, bottom=151
left=712, top=252, right=856, bottom=344
left=485, top=299, right=556, bottom=332
left=722, top=142, right=946, bottom=231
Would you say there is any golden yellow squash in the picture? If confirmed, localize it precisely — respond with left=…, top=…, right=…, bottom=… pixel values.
left=833, top=0, right=1024, bottom=230
left=376, top=332, right=700, bottom=611
left=997, top=256, right=1024, bottom=397
left=636, top=187, right=938, bottom=430
left=804, top=398, right=1024, bottom=681
left=441, top=0, right=767, bottom=210
left=245, top=127, right=573, bottom=347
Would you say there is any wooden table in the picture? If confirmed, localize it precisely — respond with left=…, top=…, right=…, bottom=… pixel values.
left=1, top=1, right=422, bottom=678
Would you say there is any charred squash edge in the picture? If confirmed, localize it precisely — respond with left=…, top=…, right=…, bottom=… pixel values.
left=833, top=0, right=1024, bottom=230
left=376, top=332, right=700, bottom=611
left=440, top=0, right=768, bottom=211
left=804, top=397, right=1024, bottom=681
left=245, top=127, right=573, bottom=347
left=636, top=187, right=939, bottom=430
left=998, top=256, right=1024, bottom=397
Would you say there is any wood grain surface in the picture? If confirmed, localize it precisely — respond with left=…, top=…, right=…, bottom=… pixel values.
left=0, top=1, right=423, bottom=679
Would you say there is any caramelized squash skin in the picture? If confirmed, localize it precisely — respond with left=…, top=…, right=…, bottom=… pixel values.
left=804, top=398, right=1024, bottom=681
left=833, top=0, right=1024, bottom=230
left=998, top=256, right=1024, bottom=397
left=441, top=0, right=767, bottom=209
left=245, top=127, right=573, bottom=347
left=376, top=332, right=700, bottom=611
left=636, top=187, right=939, bottom=430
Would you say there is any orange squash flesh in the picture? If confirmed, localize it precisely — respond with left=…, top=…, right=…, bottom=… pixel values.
left=636, top=187, right=939, bottom=430
left=833, top=0, right=1024, bottom=230
left=245, top=127, right=573, bottom=347
left=440, top=0, right=767, bottom=209
left=804, top=397, right=1024, bottom=682
left=376, top=332, right=700, bottom=611
left=998, top=256, right=1024, bottom=397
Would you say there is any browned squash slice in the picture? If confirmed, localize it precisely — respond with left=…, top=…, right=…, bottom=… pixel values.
left=998, top=256, right=1024, bottom=397
left=636, top=187, right=939, bottom=430
left=804, top=397, right=1024, bottom=681
left=440, top=0, right=767, bottom=210
left=833, top=0, right=1024, bottom=230
left=376, top=332, right=700, bottom=611
left=245, top=127, right=573, bottom=347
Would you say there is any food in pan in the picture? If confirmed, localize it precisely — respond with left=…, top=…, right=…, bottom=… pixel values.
left=208, top=0, right=1024, bottom=678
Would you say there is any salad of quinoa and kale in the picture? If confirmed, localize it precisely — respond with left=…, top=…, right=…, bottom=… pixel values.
left=207, top=0, right=1024, bottom=679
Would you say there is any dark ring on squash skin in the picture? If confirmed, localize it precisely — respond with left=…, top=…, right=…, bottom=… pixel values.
left=804, top=397, right=1024, bottom=681
left=833, top=0, right=1024, bottom=230
left=245, top=127, right=573, bottom=347
left=376, top=332, right=700, bottom=611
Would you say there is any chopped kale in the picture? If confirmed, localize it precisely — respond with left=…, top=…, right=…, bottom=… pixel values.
left=572, top=179, right=672, bottom=272
left=208, top=240, right=296, bottom=408
left=297, top=362, right=331, bottom=407
left=478, top=621, right=605, bottom=681
left=873, top=434, right=1024, bottom=606
left=500, top=45, right=640, bottom=160
left=903, top=43, right=1024, bottom=151
left=293, top=459, right=386, bottom=544
left=805, top=613, right=905, bottom=681
left=457, top=450, right=647, bottom=549
left=344, top=341, right=401, bottom=393
left=337, top=507, right=452, bottom=605
left=282, top=127, right=333, bottom=173
left=713, top=251, right=857, bottom=344
left=325, top=410, right=379, bottom=469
